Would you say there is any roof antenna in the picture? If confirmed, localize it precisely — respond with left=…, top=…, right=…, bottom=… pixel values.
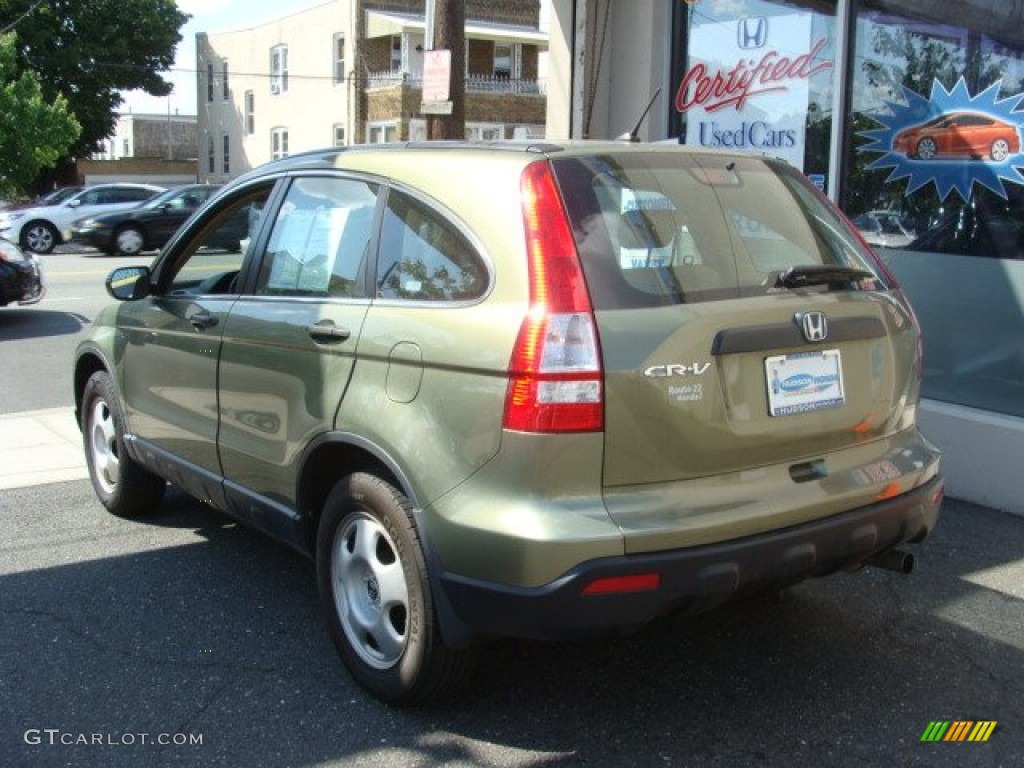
left=624, top=88, right=662, bottom=143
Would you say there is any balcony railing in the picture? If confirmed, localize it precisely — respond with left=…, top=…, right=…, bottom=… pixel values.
left=365, top=70, right=545, bottom=95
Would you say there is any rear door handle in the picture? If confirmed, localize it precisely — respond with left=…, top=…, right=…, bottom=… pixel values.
left=307, top=321, right=351, bottom=343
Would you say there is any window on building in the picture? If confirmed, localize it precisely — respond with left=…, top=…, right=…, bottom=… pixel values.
left=367, top=122, right=398, bottom=144
left=844, top=0, right=1024, bottom=419
left=271, top=128, right=289, bottom=159
left=271, top=45, right=288, bottom=94
left=207, top=62, right=214, bottom=102
left=245, top=91, right=255, bottom=134
left=334, top=33, right=345, bottom=84
left=223, top=60, right=229, bottom=100
left=333, top=124, right=346, bottom=146
left=122, top=138, right=130, bottom=157
left=467, top=123, right=504, bottom=141
left=391, top=36, right=402, bottom=72
left=493, top=43, right=512, bottom=79
left=207, top=136, right=215, bottom=174
left=222, top=134, right=230, bottom=174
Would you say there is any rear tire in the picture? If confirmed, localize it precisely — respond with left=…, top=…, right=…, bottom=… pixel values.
left=915, top=137, right=937, bottom=160
left=316, top=472, right=476, bottom=705
left=81, top=371, right=165, bottom=517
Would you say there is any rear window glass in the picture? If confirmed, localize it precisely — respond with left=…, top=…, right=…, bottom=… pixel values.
left=551, top=152, right=883, bottom=309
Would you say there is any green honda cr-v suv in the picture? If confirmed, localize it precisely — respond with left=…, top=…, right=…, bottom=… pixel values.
left=74, top=142, right=943, bottom=704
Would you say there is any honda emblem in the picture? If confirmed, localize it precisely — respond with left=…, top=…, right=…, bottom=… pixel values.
left=738, top=17, right=768, bottom=50
left=799, top=311, right=828, bottom=342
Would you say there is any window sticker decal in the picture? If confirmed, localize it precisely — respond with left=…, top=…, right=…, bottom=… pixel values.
left=858, top=78, right=1024, bottom=201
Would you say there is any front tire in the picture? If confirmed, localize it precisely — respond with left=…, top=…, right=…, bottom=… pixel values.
left=115, top=225, right=145, bottom=256
left=81, top=371, right=165, bottom=517
left=991, top=138, right=1011, bottom=162
left=21, top=221, right=59, bottom=254
left=316, top=472, right=475, bottom=705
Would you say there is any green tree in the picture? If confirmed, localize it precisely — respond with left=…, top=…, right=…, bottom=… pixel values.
left=0, top=32, right=78, bottom=198
left=3, top=0, right=188, bottom=161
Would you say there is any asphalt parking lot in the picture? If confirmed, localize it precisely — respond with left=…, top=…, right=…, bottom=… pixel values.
left=2, top=478, right=1021, bottom=767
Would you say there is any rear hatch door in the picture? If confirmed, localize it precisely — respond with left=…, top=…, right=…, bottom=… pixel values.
left=551, top=151, right=920, bottom=488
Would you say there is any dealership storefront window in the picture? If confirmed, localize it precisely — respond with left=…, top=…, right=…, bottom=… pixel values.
left=671, top=0, right=1024, bottom=418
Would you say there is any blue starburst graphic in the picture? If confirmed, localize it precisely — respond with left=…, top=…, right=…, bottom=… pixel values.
left=858, top=78, right=1024, bottom=200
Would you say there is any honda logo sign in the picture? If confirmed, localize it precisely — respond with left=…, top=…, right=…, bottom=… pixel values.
left=737, top=17, right=768, bottom=50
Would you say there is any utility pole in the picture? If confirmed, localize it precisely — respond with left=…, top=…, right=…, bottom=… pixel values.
left=426, top=0, right=465, bottom=140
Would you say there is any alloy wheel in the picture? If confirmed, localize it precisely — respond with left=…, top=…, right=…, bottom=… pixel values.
left=330, top=513, right=410, bottom=670
left=88, top=398, right=120, bottom=494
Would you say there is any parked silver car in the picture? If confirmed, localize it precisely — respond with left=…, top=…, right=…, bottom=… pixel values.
left=0, top=183, right=163, bottom=253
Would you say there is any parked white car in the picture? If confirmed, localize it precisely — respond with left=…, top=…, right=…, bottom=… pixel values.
left=0, top=183, right=164, bottom=253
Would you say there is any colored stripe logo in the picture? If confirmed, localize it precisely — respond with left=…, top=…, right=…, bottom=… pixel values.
left=921, top=721, right=997, bottom=742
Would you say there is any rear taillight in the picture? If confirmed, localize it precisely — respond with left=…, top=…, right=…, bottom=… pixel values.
left=503, top=161, right=603, bottom=433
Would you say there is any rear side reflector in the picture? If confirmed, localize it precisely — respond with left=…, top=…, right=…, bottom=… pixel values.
left=582, top=573, right=662, bottom=596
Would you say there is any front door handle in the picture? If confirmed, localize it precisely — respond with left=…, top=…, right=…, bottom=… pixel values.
left=307, top=321, right=351, bottom=343
left=187, top=308, right=218, bottom=331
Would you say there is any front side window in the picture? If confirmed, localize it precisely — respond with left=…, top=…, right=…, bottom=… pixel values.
left=207, top=136, right=215, bottom=174
left=162, top=184, right=275, bottom=296
left=271, top=45, right=288, bottom=93
left=222, top=134, right=230, bottom=174
left=376, top=189, right=487, bottom=302
left=256, top=177, right=379, bottom=298
left=222, top=60, right=229, bottom=100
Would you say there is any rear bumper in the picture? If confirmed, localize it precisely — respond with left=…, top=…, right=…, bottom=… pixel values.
left=439, top=475, right=943, bottom=642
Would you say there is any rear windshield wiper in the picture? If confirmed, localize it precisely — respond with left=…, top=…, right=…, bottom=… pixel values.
left=773, top=265, right=875, bottom=290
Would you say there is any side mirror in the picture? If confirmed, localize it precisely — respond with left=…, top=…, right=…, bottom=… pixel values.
left=106, top=266, right=152, bottom=301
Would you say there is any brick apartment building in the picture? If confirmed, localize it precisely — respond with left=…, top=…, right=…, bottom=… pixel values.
left=196, top=0, right=548, bottom=182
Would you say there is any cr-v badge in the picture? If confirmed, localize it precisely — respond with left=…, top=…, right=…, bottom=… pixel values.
left=644, top=362, right=712, bottom=377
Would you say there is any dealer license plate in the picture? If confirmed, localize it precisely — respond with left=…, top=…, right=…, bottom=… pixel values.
left=765, top=349, right=845, bottom=416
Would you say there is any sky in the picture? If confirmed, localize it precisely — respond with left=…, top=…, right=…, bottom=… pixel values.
left=120, top=0, right=326, bottom=115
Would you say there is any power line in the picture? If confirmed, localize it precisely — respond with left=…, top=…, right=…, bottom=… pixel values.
left=0, top=0, right=47, bottom=36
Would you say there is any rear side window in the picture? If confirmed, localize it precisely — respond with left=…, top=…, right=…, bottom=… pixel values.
left=551, top=153, right=882, bottom=309
left=116, top=187, right=159, bottom=202
left=376, top=189, right=487, bottom=302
